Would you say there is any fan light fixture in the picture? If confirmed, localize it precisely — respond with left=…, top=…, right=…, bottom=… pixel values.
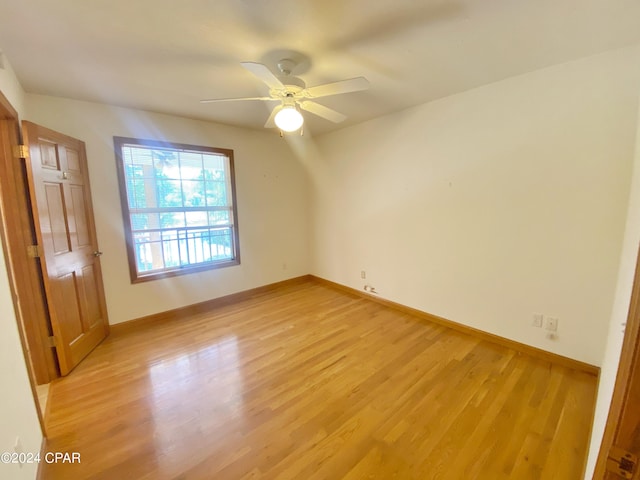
left=274, top=106, right=304, bottom=132
left=200, top=58, right=370, bottom=134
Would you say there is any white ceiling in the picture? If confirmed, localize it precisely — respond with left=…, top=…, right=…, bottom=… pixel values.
left=0, top=0, right=639, bottom=135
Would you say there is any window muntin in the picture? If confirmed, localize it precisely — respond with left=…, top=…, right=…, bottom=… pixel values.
left=114, top=137, right=240, bottom=282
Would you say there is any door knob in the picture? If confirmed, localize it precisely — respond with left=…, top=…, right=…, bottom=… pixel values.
left=93, top=251, right=103, bottom=257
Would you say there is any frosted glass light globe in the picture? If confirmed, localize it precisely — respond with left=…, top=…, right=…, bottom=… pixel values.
left=275, top=107, right=304, bottom=132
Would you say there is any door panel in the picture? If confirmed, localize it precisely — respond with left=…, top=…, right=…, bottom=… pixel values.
left=58, top=272, right=83, bottom=342
left=70, top=185, right=90, bottom=246
left=39, top=140, right=58, bottom=169
left=66, top=148, right=81, bottom=173
left=81, top=265, right=101, bottom=326
left=23, top=121, right=109, bottom=375
left=44, top=183, right=70, bottom=254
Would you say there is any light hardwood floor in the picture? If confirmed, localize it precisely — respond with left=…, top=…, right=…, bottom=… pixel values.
left=40, top=279, right=597, bottom=479
left=36, top=383, right=50, bottom=415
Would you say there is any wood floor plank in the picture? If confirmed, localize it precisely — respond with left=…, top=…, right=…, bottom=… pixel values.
left=40, top=279, right=597, bottom=479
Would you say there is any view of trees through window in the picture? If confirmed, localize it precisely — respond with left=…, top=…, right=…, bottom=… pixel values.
left=114, top=137, right=239, bottom=281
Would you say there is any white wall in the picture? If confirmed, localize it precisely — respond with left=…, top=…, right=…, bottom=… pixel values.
left=0, top=52, right=25, bottom=115
left=25, top=95, right=311, bottom=324
left=311, top=45, right=640, bottom=366
left=584, top=74, right=640, bottom=479
left=0, top=57, right=43, bottom=480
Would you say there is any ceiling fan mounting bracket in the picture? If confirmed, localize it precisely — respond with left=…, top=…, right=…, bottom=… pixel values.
left=277, top=58, right=297, bottom=76
left=260, top=50, right=312, bottom=76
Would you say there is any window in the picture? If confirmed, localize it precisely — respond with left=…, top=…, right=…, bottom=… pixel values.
left=114, top=137, right=240, bottom=282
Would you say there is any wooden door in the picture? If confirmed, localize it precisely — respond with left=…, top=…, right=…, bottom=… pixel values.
left=594, top=244, right=640, bottom=479
left=22, top=121, right=109, bottom=375
left=0, top=98, right=58, bottom=386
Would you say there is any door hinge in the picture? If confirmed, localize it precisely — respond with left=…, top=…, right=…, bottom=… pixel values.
left=47, top=336, right=56, bottom=348
left=26, top=244, right=41, bottom=258
left=13, top=144, right=29, bottom=159
left=606, top=446, right=637, bottom=479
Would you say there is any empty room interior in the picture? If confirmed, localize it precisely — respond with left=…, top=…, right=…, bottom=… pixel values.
left=1, top=1, right=640, bottom=479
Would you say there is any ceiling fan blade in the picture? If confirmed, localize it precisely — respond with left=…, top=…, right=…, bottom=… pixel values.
left=241, top=62, right=285, bottom=91
left=299, top=101, right=347, bottom=123
left=264, top=105, right=283, bottom=128
left=305, top=77, right=370, bottom=98
left=200, top=96, right=276, bottom=104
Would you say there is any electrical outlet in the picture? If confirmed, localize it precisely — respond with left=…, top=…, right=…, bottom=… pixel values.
left=361, top=270, right=366, bottom=279
left=545, top=317, right=558, bottom=332
left=532, top=313, right=543, bottom=328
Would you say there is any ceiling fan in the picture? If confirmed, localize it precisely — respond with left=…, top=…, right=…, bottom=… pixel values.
left=200, top=59, right=370, bottom=133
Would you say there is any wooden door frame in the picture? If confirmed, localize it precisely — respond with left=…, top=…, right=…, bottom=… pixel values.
left=593, top=243, right=640, bottom=477
left=0, top=90, right=59, bottom=434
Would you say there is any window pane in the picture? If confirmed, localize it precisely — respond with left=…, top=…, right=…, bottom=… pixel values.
left=203, top=165, right=225, bottom=182
left=124, top=165, right=146, bottom=208
left=133, top=232, right=164, bottom=272
left=208, top=210, right=230, bottom=225
left=157, top=179, right=183, bottom=207
left=160, top=212, right=185, bottom=228
left=185, top=211, right=209, bottom=227
left=131, top=213, right=160, bottom=231
left=162, top=234, right=181, bottom=268
left=179, top=152, right=204, bottom=176
left=152, top=149, right=178, bottom=174
left=126, top=146, right=153, bottom=167
left=182, top=180, right=205, bottom=207
left=205, top=180, right=227, bottom=207
left=209, top=228, right=233, bottom=259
